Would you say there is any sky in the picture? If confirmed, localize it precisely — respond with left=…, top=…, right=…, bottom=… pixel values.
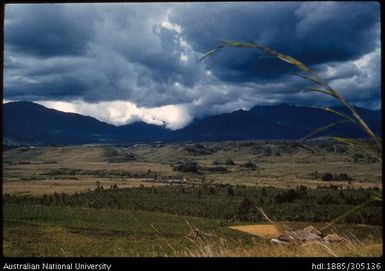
left=3, top=2, right=381, bottom=129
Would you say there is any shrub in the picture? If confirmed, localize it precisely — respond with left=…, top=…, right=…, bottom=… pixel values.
left=205, top=166, right=228, bottom=173
left=184, top=144, right=214, bottom=155
left=172, top=161, right=199, bottom=173
left=262, top=147, right=272, bottom=156
left=227, top=187, right=235, bottom=196
left=237, top=197, right=256, bottom=220
left=241, top=162, right=257, bottom=170
left=366, top=156, right=379, bottom=164
left=275, top=189, right=304, bottom=203
left=321, top=172, right=334, bottom=181
left=104, top=148, right=137, bottom=163
left=225, top=158, right=235, bottom=165
left=353, top=153, right=365, bottom=163
left=95, top=181, right=104, bottom=192
left=334, top=173, right=352, bottom=181
left=321, top=172, right=352, bottom=181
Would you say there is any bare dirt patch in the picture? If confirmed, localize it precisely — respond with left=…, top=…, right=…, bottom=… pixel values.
left=229, top=224, right=282, bottom=238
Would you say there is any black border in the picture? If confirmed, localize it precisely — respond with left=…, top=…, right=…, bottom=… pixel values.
left=1, top=1, right=383, bottom=270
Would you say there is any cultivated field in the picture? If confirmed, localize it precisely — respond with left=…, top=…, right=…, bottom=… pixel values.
left=2, top=140, right=382, bottom=256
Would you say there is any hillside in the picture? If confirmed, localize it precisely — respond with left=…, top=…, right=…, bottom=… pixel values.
left=3, top=101, right=381, bottom=145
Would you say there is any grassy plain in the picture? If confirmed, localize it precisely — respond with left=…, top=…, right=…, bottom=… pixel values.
left=3, top=141, right=381, bottom=194
left=2, top=140, right=382, bottom=257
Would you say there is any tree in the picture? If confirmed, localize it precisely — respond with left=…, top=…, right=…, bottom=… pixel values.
left=197, top=189, right=202, bottom=198
left=95, top=180, right=104, bottom=192
left=321, top=172, right=333, bottom=182
left=227, top=187, right=235, bottom=197
left=208, top=186, right=216, bottom=195
left=237, top=197, right=255, bottom=218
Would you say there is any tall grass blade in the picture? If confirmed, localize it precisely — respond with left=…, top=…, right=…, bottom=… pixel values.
left=332, top=137, right=382, bottom=161
left=201, top=40, right=383, bottom=239
left=199, top=45, right=226, bottom=62
left=302, top=87, right=337, bottom=98
left=254, top=206, right=291, bottom=233
left=318, top=107, right=358, bottom=125
left=301, top=120, right=350, bottom=141
left=291, top=72, right=324, bottom=87
left=200, top=40, right=381, bottom=157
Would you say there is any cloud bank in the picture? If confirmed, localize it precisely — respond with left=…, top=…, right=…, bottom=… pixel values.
left=4, top=2, right=381, bottom=129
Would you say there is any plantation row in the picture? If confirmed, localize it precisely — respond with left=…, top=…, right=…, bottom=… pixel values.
left=4, top=184, right=382, bottom=225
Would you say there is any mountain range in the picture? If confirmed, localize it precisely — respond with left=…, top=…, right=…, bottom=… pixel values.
left=3, top=101, right=381, bottom=145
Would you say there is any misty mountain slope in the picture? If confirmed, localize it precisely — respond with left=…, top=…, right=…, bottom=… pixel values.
left=115, top=122, right=172, bottom=141
left=175, top=104, right=381, bottom=141
left=3, top=101, right=381, bottom=145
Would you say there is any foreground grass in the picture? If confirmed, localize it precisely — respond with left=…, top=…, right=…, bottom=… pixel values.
left=177, top=237, right=383, bottom=257
left=3, top=204, right=382, bottom=257
left=3, top=204, right=247, bottom=256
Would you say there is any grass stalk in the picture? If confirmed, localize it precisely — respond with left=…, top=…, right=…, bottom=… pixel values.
left=200, top=40, right=382, bottom=160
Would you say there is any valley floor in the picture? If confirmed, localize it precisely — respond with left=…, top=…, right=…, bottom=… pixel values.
left=2, top=140, right=382, bottom=257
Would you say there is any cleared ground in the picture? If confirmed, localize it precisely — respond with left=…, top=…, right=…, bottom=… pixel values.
left=229, top=224, right=282, bottom=238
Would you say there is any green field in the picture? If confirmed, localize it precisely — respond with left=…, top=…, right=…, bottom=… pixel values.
left=3, top=204, right=246, bottom=256
left=3, top=203, right=382, bottom=257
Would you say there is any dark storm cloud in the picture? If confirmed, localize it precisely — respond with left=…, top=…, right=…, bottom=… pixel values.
left=5, top=5, right=98, bottom=57
left=5, top=71, right=91, bottom=101
left=3, top=2, right=381, bottom=128
left=171, top=2, right=380, bottom=82
left=4, top=4, right=198, bottom=103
